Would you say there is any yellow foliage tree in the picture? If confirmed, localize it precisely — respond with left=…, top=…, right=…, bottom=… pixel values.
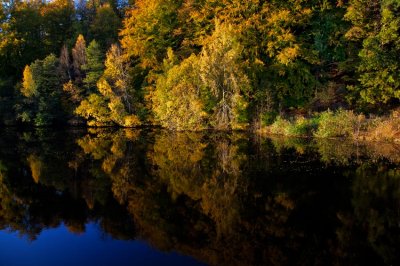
left=120, top=0, right=182, bottom=69
left=22, top=65, right=36, bottom=97
left=76, top=44, right=141, bottom=127
left=198, top=22, right=250, bottom=130
left=152, top=51, right=207, bottom=130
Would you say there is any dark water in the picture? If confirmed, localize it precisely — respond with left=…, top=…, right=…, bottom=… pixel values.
left=0, top=128, right=400, bottom=266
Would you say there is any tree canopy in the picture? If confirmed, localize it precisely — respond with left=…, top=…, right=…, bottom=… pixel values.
left=1, top=0, right=399, bottom=128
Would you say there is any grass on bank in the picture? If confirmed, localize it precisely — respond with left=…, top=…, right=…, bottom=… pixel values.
left=258, top=109, right=400, bottom=142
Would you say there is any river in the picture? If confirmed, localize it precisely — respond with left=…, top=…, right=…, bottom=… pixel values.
left=0, top=128, right=399, bottom=265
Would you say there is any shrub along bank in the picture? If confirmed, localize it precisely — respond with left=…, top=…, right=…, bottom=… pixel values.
left=259, top=109, right=400, bottom=142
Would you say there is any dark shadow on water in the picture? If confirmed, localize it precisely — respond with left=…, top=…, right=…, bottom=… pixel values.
left=1, top=128, right=400, bottom=265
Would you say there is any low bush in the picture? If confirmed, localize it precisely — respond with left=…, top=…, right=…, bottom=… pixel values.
left=287, top=116, right=319, bottom=136
left=314, top=109, right=360, bottom=138
left=365, top=111, right=400, bottom=142
left=269, top=116, right=292, bottom=135
left=260, top=109, right=400, bottom=142
left=268, top=115, right=319, bottom=137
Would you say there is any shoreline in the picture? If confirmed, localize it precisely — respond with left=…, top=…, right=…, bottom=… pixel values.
left=256, top=109, right=400, bottom=143
left=2, top=110, right=400, bottom=144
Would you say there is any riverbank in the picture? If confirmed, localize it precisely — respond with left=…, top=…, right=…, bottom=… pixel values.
left=257, top=109, right=400, bottom=142
left=3, top=108, right=400, bottom=143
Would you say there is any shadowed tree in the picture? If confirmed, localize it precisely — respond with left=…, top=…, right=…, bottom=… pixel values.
left=72, top=34, right=87, bottom=85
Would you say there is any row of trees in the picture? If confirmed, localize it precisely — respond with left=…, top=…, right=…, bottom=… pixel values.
left=1, top=0, right=400, bottom=129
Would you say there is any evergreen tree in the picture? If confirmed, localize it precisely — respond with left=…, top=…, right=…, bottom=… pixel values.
left=41, top=0, right=75, bottom=54
left=83, top=40, right=105, bottom=93
left=89, top=4, right=121, bottom=49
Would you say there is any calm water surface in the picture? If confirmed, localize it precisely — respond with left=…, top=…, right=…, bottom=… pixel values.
left=0, top=128, right=399, bottom=265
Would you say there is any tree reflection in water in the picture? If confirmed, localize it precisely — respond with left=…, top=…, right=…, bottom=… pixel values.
left=0, top=128, right=400, bottom=265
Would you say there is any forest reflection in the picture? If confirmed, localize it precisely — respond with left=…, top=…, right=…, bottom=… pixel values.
left=0, top=129, right=400, bottom=265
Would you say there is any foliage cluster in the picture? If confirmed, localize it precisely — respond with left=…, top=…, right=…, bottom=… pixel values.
left=0, top=0, right=400, bottom=131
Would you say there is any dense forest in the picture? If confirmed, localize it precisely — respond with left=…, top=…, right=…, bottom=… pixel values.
left=0, top=0, right=399, bottom=130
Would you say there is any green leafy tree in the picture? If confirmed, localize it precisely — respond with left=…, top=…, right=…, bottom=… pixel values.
left=75, top=93, right=112, bottom=126
left=41, top=0, right=75, bottom=54
left=89, top=4, right=121, bottom=49
left=17, top=54, right=65, bottom=126
left=83, top=40, right=105, bottom=93
left=0, top=1, right=43, bottom=75
left=346, top=0, right=400, bottom=107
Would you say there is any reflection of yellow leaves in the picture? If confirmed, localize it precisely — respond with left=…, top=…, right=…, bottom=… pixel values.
left=110, top=166, right=134, bottom=205
left=124, top=129, right=141, bottom=140
left=77, top=135, right=111, bottom=160
left=201, top=174, right=241, bottom=237
left=0, top=161, right=6, bottom=182
left=27, top=154, right=42, bottom=184
left=149, top=132, right=249, bottom=237
left=102, top=156, right=118, bottom=174
left=336, top=212, right=354, bottom=244
left=84, top=196, right=95, bottom=210
left=275, top=193, right=294, bottom=210
left=350, top=164, right=400, bottom=259
left=111, top=137, right=126, bottom=157
left=66, top=222, right=85, bottom=235
left=264, top=195, right=294, bottom=238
